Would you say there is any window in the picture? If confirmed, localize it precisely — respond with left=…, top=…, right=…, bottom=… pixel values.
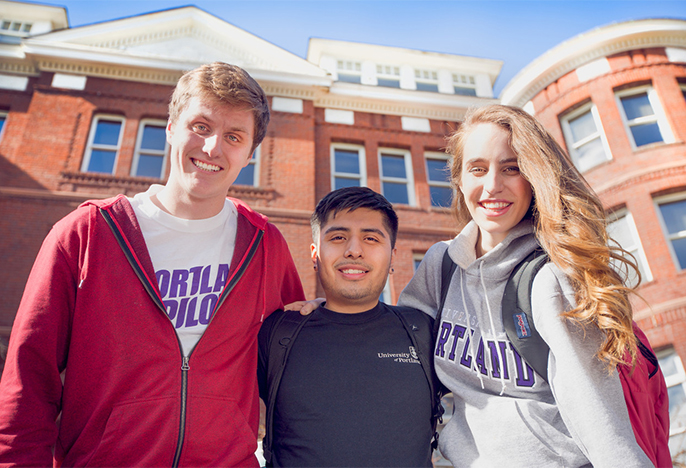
left=657, top=347, right=686, bottom=414
left=452, top=74, right=477, bottom=96
left=376, top=65, right=400, bottom=88
left=413, top=253, right=425, bottom=272
left=657, top=196, right=686, bottom=270
left=425, top=152, right=452, bottom=208
left=379, top=148, right=415, bottom=205
left=131, top=120, right=167, bottom=178
left=81, top=115, right=124, bottom=174
left=607, top=211, right=651, bottom=287
left=337, top=60, right=362, bottom=84
left=234, top=146, right=260, bottom=186
left=0, top=20, right=32, bottom=35
left=380, top=278, right=391, bottom=304
left=415, top=69, right=439, bottom=93
left=616, top=86, right=674, bottom=148
left=560, top=104, right=611, bottom=172
left=331, top=143, right=366, bottom=190
left=0, top=111, right=7, bottom=141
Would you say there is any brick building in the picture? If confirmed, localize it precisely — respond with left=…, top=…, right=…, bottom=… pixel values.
left=0, top=1, right=501, bottom=352
left=501, top=18, right=686, bottom=455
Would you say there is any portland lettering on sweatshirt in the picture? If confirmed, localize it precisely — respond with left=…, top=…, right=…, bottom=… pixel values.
left=156, top=264, right=229, bottom=329
left=435, top=319, right=536, bottom=387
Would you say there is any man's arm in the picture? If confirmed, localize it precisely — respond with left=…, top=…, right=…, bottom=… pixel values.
left=0, top=225, right=76, bottom=466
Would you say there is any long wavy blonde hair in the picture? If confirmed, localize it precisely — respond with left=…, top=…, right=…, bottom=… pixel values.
left=447, top=104, right=639, bottom=368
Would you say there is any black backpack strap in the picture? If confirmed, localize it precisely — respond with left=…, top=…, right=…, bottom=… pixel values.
left=263, top=311, right=314, bottom=465
left=502, top=248, right=550, bottom=383
left=391, top=306, right=445, bottom=451
left=434, top=247, right=458, bottom=340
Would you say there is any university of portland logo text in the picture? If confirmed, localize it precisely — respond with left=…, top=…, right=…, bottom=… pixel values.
left=378, top=346, right=420, bottom=364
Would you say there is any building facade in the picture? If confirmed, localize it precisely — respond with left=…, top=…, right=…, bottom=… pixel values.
left=501, top=18, right=686, bottom=457
left=0, top=1, right=501, bottom=351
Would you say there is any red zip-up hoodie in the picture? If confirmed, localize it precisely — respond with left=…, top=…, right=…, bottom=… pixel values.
left=0, top=195, right=304, bottom=467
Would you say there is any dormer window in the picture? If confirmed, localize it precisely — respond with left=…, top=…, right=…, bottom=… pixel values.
left=1, top=20, right=32, bottom=35
left=452, top=74, right=477, bottom=96
left=376, top=65, right=400, bottom=88
left=415, top=70, right=439, bottom=92
left=337, top=60, right=362, bottom=84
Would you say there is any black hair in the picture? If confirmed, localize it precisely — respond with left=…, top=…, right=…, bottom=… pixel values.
left=311, top=187, right=399, bottom=248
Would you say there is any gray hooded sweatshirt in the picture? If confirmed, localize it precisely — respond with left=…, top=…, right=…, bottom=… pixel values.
left=398, top=220, right=650, bottom=467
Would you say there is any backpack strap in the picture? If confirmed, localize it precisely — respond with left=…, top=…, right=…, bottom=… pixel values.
left=263, top=311, right=314, bottom=465
left=391, top=307, right=445, bottom=451
left=434, top=247, right=458, bottom=340
left=502, top=248, right=550, bottom=383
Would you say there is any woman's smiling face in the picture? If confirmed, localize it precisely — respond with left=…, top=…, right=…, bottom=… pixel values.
left=458, top=123, right=533, bottom=255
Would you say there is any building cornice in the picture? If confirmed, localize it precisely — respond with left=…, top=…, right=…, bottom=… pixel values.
left=500, top=18, right=686, bottom=108
left=314, top=84, right=497, bottom=121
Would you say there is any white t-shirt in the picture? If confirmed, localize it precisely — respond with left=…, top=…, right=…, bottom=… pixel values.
left=129, top=185, right=237, bottom=355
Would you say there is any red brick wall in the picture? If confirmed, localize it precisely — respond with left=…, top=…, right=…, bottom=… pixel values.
left=530, top=47, right=686, bottom=355
left=0, top=71, right=462, bottom=339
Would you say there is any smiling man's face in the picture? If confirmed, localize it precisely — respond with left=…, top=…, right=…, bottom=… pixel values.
left=311, top=207, right=396, bottom=314
left=163, top=96, right=254, bottom=218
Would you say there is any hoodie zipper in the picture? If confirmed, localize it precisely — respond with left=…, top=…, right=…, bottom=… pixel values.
left=100, top=208, right=265, bottom=467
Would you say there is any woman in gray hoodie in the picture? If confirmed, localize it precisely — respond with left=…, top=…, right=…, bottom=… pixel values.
left=398, top=105, right=653, bottom=467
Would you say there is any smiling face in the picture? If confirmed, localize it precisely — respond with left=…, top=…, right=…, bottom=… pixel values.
left=459, top=123, right=533, bottom=256
left=311, top=207, right=396, bottom=314
left=158, top=96, right=255, bottom=219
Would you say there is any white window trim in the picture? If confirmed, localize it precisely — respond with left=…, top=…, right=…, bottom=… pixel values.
left=607, top=209, right=652, bottom=285
left=654, top=192, right=686, bottom=271
left=131, top=119, right=168, bottom=178
left=336, top=60, right=362, bottom=83
left=414, top=69, right=439, bottom=92
left=381, top=277, right=392, bottom=304
left=615, top=85, right=675, bottom=150
left=560, top=102, right=612, bottom=172
left=451, top=73, right=477, bottom=95
left=81, top=114, right=125, bottom=174
left=330, top=143, right=367, bottom=190
left=425, top=151, right=453, bottom=208
left=378, top=147, right=416, bottom=206
left=0, top=110, right=7, bottom=142
left=656, top=347, right=686, bottom=428
left=376, top=64, right=401, bottom=87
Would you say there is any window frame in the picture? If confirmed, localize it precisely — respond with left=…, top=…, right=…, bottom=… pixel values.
left=378, top=147, right=415, bottom=206
left=81, top=114, right=125, bottom=174
left=615, top=85, right=675, bottom=150
left=452, top=73, right=477, bottom=96
left=130, top=119, right=169, bottom=179
left=0, top=110, right=7, bottom=142
left=656, top=347, right=686, bottom=416
left=424, top=151, right=453, bottom=209
left=655, top=192, right=686, bottom=271
left=607, top=209, right=652, bottom=287
left=559, top=103, right=612, bottom=173
left=414, top=69, right=439, bottom=93
left=376, top=64, right=401, bottom=88
left=330, top=143, right=367, bottom=190
left=234, top=145, right=261, bottom=187
left=336, top=60, right=362, bottom=84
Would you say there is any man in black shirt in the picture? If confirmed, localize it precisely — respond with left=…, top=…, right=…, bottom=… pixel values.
left=258, top=187, right=435, bottom=467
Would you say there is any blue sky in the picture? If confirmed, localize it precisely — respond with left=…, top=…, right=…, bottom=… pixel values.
left=32, top=0, right=686, bottom=95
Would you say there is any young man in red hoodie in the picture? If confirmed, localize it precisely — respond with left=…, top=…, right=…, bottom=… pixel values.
left=0, top=62, right=304, bottom=467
